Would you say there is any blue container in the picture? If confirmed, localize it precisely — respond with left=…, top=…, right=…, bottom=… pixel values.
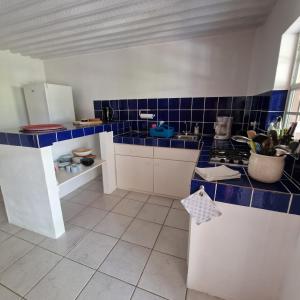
left=149, top=124, right=174, bottom=138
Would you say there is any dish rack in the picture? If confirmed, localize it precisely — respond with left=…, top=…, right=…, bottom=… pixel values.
left=149, top=124, right=174, bottom=138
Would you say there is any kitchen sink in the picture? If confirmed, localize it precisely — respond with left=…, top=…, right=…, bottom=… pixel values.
left=175, top=134, right=200, bottom=141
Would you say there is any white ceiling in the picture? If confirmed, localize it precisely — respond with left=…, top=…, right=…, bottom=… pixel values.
left=0, top=0, right=277, bottom=59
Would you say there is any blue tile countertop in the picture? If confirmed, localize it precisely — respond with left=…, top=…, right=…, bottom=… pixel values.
left=113, top=131, right=201, bottom=149
left=0, top=122, right=131, bottom=148
left=192, top=137, right=300, bottom=216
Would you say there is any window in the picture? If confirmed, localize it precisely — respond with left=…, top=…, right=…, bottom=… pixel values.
left=285, top=34, right=300, bottom=139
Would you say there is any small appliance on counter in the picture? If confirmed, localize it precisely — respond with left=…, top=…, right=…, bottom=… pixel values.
left=214, top=116, right=233, bottom=140
left=102, top=106, right=114, bottom=122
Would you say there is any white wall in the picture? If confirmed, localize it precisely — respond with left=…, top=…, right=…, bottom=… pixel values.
left=248, top=0, right=300, bottom=94
left=279, top=233, right=300, bottom=300
left=187, top=203, right=300, bottom=300
left=0, top=50, right=45, bottom=129
left=44, top=29, right=255, bottom=119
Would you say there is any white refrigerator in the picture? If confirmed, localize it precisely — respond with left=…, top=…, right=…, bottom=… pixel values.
left=23, top=83, right=75, bottom=124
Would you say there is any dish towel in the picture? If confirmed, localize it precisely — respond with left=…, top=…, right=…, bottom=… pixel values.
left=195, top=165, right=241, bottom=182
left=181, top=189, right=222, bottom=225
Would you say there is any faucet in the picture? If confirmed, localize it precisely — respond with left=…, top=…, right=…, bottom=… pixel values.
left=183, top=121, right=189, bottom=135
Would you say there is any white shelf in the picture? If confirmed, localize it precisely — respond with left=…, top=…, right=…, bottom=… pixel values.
left=56, top=158, right=105, bottom=187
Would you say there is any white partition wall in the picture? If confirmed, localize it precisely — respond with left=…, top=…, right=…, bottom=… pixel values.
left=187, top=203, right=300, bottom=300
left=0, top=145, right=65, bottom=238
left=99, top=131, right=117, bottom=194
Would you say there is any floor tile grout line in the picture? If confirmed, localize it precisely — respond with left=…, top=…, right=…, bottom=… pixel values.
left=0, top=282, right=24, bottom=299
left=1, top=189, right=187, bottom=299
left=74, top=193, right=149, bottom=300
left=131, top=198, right=179, bottom=300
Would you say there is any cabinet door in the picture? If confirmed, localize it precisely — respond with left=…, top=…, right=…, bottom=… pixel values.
left=154, top=159, right=195, bottom=198
left=116, top=155, right=153, bottom=192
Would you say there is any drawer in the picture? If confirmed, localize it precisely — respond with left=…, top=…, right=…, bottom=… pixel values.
left=114, top=144, right=153, bottom=158
left=154, top=147, right=200, bottom=162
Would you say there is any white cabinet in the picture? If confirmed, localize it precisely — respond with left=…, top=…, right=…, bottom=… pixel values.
left=23, top=83, right=75, bottom=124
left=115, top=155, right=153, bottom=192
left=154, top=159, right=195, bottom=198
left=114, top=144, right=199, bottom=197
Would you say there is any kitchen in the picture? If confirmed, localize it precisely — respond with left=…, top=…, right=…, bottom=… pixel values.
left=0, top=1, right=300, bottom=300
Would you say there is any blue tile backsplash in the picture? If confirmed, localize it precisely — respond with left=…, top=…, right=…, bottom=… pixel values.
left=94, top=90, right=288, bottom=136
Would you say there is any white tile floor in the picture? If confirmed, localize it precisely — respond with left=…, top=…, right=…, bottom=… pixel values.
left=0, top=180, right=222, bottom=300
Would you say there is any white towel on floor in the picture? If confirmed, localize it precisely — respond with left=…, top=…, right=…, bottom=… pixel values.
left=181, top=189, right=221, bottom=225
left=195, top=165, right=241, bottom=182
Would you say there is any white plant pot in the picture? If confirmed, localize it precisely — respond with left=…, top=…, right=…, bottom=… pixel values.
left=248, top=151, right=286, bottom=183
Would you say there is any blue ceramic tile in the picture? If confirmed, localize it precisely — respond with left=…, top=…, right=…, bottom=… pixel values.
left=128, top=99, right=137, bottom=110
left=219, top=175, right=251, bottom=187
left=95, top=110, right=102, bottom=119
left=251, top=96, right=260, bottom=110
left=171, top=140, right=184, bottom=148
left=218, top=97, right=232, bottom=110
left=169, top=98, right=179, bottom=109
left=101, top=100, right=109, bottom=107
left=192, top=110, right=203, bottom=122
left=185, top=141, right=199, bottom=149
left=57, top=130, right=72, bottom=141
left=231, top=110, right=244, bottom=123
left=72, top=128, right=84, bottom=138
left=205, top=97, right=218, bottom=109
left=197, top=161, right=215, bottom=168
left=20, top=134, right=38, bottom=147
left=123, top=137, right=133, bottom=144
left=148, top=99, right=157, bottom=109
left=158, top=98, right=168, bottom=109
left=133, top=137, right=145, bottom=145
left=252, top=190, right=290, bottom=213
left=249, top=177, right=289, bottom=193
left=93, top=101, right=102, bottom=110
left=112, top=123, right=118, bottom=134
left=180, top=98, right=192, bottom=109
left=289, top=194, right=300, bottom=215
left=138, top=99, right=147, bottom=109
left=119, top=100, right=128, bottom=110
left=169, top=122, right=179, bottom=132
left=6, top=133, right=20, bottom=146
left=158, top=110, right=168, bottom=121
left=104, top=124, right=112, bottom=131
left=113, top=136, right=123, bottom=143
left=216, top=184, right=251, bottom=206
left=292, top=159, right=300, bottom=185
left=119, top=111, right=129, bottom=120
left=280, top=179, right=300, bottom=194
left=95, top=125, right=104, bottom=133
left=203, top=123, right=214, bottom=134
left=38, top=133, right=57, bottom=147
left=232, top=97, right=246, bottom=110
left=129, top=111, right=138, bottom=120
left=191, top=179, right=216, bottom=199
left=270, top=90, right=287, bottom=111
left=109, top=100, right=119, bottom=110
left=145, top=138, right=158, bottom=146
left=0, top=132, right=7, bottom=144
left=204, top=110, right=217, bottom=122
left=192, top=98, right=204, bottom=109
left=169, top=110, right=179, bottom=121
left=158, top=139, right=170, bottom=147
left=180, top=110, right=191, bottom=122
left=84, top=127, right=94, bottom=136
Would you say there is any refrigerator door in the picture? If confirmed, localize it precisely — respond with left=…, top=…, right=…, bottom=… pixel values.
left=45, top=83, right=75, bottom=123
left=24, top=83, right=50, bottom=124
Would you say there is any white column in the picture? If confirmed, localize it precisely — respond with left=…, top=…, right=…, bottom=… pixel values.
left=0, top=144, right=65, bottom=238
left=99, top=131, right=117, bottom=194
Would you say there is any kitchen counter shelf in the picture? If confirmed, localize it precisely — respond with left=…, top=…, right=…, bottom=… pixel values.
left=56, top=158, right=105, bottom=187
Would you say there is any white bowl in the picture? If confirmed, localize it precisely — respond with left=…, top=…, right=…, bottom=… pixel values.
left=72, top=148, right=93, bottom=157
